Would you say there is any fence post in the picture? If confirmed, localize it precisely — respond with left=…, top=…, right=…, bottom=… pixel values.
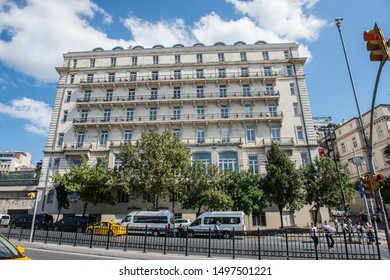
left=163, top=226, right=167, bottom=255
left=373, top=225, right=381, bottom=260
left=185, top=229, right=189, bottom=256
left=73, top=227, right=79, bottom=247
left=89, top=225, right=94, bottom=248
left=59, top=226, right=64, bottom=245
left=285, top=229, right=289, bottom=260
left=123, top=225, right=129, bottom=252
left=7, top=224, right=12, bottom=239
left=208, top=227, right=211, bottom=258
left=45, top=226, right=49, bottom=244
left=257, top=229, right=262, bottom=260
left=342, top=229, right=349, bottom=260
left=106, top=224, right=111, bottom=250
left=18, top=226, right=23, bottom=241
left=232, top=228, right=236, bottom=259
left=143, top=225, right=148, bottom=253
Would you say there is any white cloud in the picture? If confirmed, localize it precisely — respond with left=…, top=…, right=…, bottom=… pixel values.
left=0, top=97, right=52, bottom=136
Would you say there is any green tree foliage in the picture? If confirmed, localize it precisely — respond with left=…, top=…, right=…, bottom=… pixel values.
left=262, top=142, right=305, bottom=228
left=54, top=183, right=70, bottom=221
left=301, top=156, right=355, bottom=224
left=53, top=154, right=116, bottom=215
left=222, top=170, right=264, bottom=215
left=115, top=129, right=192, bottom=211
left=181, top=162, right=232, bottom=215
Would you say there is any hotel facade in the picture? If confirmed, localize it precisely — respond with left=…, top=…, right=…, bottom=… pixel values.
left=37, top=41, right=322, bottom=228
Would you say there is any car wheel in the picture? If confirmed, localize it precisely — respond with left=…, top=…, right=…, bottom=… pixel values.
left=222, top=231, right=231, bottom=239
left=187, top=230, right=195, bottom=238
left=87, top=229, right=93, bottom=235
left=152, top=230, right=159, bottom=237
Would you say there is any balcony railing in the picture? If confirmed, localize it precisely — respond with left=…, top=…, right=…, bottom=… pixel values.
left=78, top=71, right=278, bottom=86
left=72, top=111, right=284, bottom=126
left=75, top=90, right=280, bottom=104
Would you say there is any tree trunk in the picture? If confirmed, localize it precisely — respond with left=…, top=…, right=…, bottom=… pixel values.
left=279, top=208, right=284, bottom=229
left=314, top=204, right=320, bottom=225
left=82, top=201, right=88, bottom=216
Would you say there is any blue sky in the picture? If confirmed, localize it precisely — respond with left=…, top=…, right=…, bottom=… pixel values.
left=0, top=0, right=389, bottom=164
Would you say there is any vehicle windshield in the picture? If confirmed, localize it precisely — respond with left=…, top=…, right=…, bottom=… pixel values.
left=0, top=235, right=23, bottom=259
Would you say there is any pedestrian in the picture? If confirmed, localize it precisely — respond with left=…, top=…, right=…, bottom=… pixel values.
left=214, top=220, right=221, bottom=239
left=322, top=220, right=335, bottom=250
left=358, top=222, right=368, bottom=244
left=309, top=222, right=319, bottom=247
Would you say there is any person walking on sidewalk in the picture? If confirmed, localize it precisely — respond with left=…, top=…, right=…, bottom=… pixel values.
left=310, top=222, right=319, bottom=247
left=323, top=220, right=335, bottom=250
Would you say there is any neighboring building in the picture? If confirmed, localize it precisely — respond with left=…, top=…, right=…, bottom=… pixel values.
left=0, top=151, right=34, bottom=173
left=37, top=41, right=320, bottom=228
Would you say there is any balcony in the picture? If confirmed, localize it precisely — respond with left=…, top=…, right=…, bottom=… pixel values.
left=72, top=111, right=284, bottom=128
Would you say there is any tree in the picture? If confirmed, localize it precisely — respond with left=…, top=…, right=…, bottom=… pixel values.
left=222, top=170, right=264, bottom=215
left=53, top=154, right=116, bottom=215
left=115, top=129, right=192, bottom=211
left=301, top=156, right=355, bottom=224
left=262, top=142, right=305, bottom=229
left=181, top=162, right=232, bottom=215
left=54, top=183, right=70, bottom=222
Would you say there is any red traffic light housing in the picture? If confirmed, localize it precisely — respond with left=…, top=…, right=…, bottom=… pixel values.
left=363, top=24, right=390, bottom=62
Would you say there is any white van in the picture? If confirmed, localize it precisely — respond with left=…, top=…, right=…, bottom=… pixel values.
left=0, top=214, right=10, bottom=227
left=187, top=211, right=246, bottom=239
left=121, top=210, right=175, bottom=236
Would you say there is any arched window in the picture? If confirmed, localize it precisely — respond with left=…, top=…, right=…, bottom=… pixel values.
left=192, top=152, right=211, bottom=168
left=218, top=151, right=238, bottom=172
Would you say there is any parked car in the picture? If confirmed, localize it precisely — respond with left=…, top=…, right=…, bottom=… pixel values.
left=11, top=214, right=53, bottom=229
left=86, top=220, right=127, bottom=236
left=53, top=216, right=90, bottom=232
left=0, top=214, right=10, bottom=227
left=0, top=234, right=31, bottom=260
left=175, top=219, right=192, bottom=228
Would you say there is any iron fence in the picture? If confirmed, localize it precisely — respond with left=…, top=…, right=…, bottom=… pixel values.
left=0, top=225, right=381, bottom=260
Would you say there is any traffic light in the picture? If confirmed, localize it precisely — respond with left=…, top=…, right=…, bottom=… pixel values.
left=27, top=191, right=37, bottom=199
left=363, top=23, right=390, bottom=62
left=373, top=173, right=385, bottom=190
left=360, top=175, right=373, bottom=197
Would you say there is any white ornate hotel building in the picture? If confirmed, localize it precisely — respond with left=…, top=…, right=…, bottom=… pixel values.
left=37, top=41, right=322, bottom=228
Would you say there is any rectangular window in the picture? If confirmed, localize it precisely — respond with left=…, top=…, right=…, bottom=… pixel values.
left=106, top=89, right=113, bottom=101
left=244, top=104, right=253, bottom=118
left=221, top=127, right=230, bottom=143
left=172, top=128, right=181, bottom=137
left=87, top=74, right=94, bottom=83
left=150, top=88, right=158, bottom=100
left=117, top=190, right=129, bottom=203
left=172, top=106, right=181, bottom=120
left=240, top=52, right=247, bottom=61
left=352, top=137, right=358, bottom=148
left=131, top=56, right=137, bottom=65
left=290, top=83, right=295, bottom=95
left=124, top=130, right=132, bottom=144
left=293, top=103, right=298, bottom=116
left=284, top=50, right=290, bottom=59
left=76, top=131, right=85, bottom=147
left=218, top=68, right=226, bottom=78
left=63, top=111, right=68, bottom=122
left=219, top=85, right=227, bottom=97
left=196, top=53, right=203, bottom=63
left=241, top=67, right=249, bottom=77
left=377, top=126, right=384, bottom=139
left=243, top=85, right=251, bottom=96
left=271, top=125, right=280, bottom=142
left=262, top=51, right=269, bottom=60
left=100, top=131, right=109, bottom=145
left=153, top=56, right=159, bottom=64
left=111, top=57, right=116, bottom=67
left=173, top=87, right=181, bottom=99
left=197, top=128, right=205, bottom=143
left=66, top=91, right=72, bottom=102
left=221, top=105, right=229, bottom=118
left=175, top=55, right=181, bottom=64
left=196, top=69, right=204, bottom=78
left=265, top=84, right=274, bottom=95
left=130, top=72, right=137, bottom=81
left=301, top=152, right=308, bottom=167
left=268, top=104, right=277, bottom=117
left=197, top=86, right=204, bottom=98
left=128, top=89, right=135, bottom=100
left=90, top=58, right=95, bottom=67
left=108, top=73, right=115, bottom=82
left=103, top=109, right=111, bottom=121
left=52, top=159, right=60, bottom=175
left=286, top=65, right=292, bottom=76
left=152, top=71, right=159, bottom=80
left=57, top=133, right=64, bottom=146
left=72, top=59, right=77, bottom=68
left=297, top=126, right=304, bottom=140
left=247, top=126, right=255, bottom=142
left=150, top=108, right=157, bottom=120
left=218, top=53, right=225, bottom=62
left=126, top=108, right=134, bottom=121
left=252, top=212, right=266, bottom=226
left=248, top=155, right=259, bottom=173
left=84, top=91, right=91, bottom=102
left=70, top=74, right=74, bottom=84
left=81, top=110, right=88, bottom=122
left=264, top=67, right=272, bottom=76
left=174, top=70, right=181, bottom=79
left=197, top=106, right=205, bottom=119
